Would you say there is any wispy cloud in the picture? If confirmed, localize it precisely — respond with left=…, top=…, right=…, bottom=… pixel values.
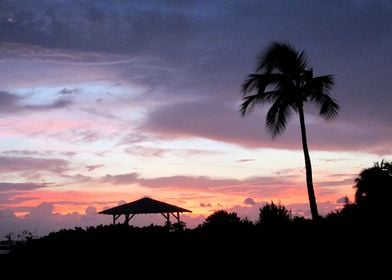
left=85, top=164, right=104, bottom=172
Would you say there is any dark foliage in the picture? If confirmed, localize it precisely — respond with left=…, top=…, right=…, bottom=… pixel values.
left=257, top=202, right=292, bottom=226
left=327, top=160, right=392, bottom=224
left=354, top=160, right=392, bottom=208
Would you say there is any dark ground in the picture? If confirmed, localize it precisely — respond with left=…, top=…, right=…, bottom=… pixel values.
left=1, top=223, right=390, bottom=278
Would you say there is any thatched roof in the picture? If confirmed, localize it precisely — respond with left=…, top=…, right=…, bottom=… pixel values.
left=99, top=197, right=192, bottom=215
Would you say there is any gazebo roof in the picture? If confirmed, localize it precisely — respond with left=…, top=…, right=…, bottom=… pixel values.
left=99, top=197, right=192, bottom=215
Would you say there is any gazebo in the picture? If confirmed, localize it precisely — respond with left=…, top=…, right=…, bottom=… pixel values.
left=99, top=197, right=192, bottom=225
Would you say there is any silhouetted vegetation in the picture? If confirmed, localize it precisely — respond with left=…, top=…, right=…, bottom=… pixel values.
left=257, top=202, right=292, bottom=226
left=203, top=210, right=241, bottom=226
left=328, top=160, right=392, bottom=225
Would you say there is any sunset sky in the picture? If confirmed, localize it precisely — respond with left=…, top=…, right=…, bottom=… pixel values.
left=0, top=0, right=391, bottom=237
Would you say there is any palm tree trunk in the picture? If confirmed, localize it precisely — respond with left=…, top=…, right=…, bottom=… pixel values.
left=298, top=105, right=319, bottom=219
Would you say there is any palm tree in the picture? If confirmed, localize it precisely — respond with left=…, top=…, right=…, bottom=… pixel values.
left=240, top=42, right=339, bottom=219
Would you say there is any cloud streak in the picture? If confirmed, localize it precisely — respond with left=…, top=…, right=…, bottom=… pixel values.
left=0, top=182, right=49, bottom=191
left=0, top=91, right=71, bottom=114
left=0, top=156, right=69, bottom=175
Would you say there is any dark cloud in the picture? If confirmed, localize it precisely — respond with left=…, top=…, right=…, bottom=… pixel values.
left=0, top=156, right=69, bottom=174
left=336, top=196, right=349, bottom=204
left=59, top=88, right=80, bottom=95
left=102, top=173, right=139, bottom=185
left=1, top=1, right=391, bottom=155
left=0, top=91, right=71, bottom=114
left=199, top=202, right=212, bottom=208
left=0, top=182, right=48, bottom=191
left=85, top=164, right=104, bottom=172
left=236, top=159, right=255, bottom=163
left=142, top=100, right=392, bottom=154
left=244, top=197, right=256, bottom=206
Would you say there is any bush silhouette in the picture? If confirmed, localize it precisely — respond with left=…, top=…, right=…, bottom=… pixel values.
left=202, top=210, right=242, bottom=229
left=257, top=202, right=292, bottom=226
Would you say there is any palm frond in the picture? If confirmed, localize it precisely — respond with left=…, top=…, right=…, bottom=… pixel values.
left=316, top=94, right=339, bottom=120
left=296, top=50, right=309, bottom=72
left=240, top=90, right=285, bottom=116
left=305, top=75, right=338, bottom=119
left=309, top=75, right=334, bottom=95
left=256, top=42, right=308, bottom=74
left=241, top=73, right=286, bottom=96
left=240, top=94, right=264, bottom=116
left=241, top=74, right=263, bottom=95
left=265, top=99, right=292, bottom=137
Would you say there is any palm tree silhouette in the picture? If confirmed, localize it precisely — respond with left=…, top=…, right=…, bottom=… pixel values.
left=240, top=42, right=339, bottom=219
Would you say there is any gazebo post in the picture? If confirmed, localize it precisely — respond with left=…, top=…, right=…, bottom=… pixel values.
left=112, top=214, right=122, bottom=225
left=123, top=214, right=136, bottom=225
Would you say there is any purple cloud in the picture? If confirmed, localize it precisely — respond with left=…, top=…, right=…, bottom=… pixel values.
left=0, top=182, right=48, bottom=191
left=0, top=156, right=69, bottom=175
left=142, top=100, right=392, bottom=154
left=244, top=197, right=256, bottom=206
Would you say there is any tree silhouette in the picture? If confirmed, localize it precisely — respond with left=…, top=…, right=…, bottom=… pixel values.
left=202, top=210, right=242, bottom=229
left=257, top=202, right=292, bottom=226
left=241, top=42, right=339, bottom=219
left=354, top=160, right=392, bottom=210
left=327, top=160, right=392, bottom=224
